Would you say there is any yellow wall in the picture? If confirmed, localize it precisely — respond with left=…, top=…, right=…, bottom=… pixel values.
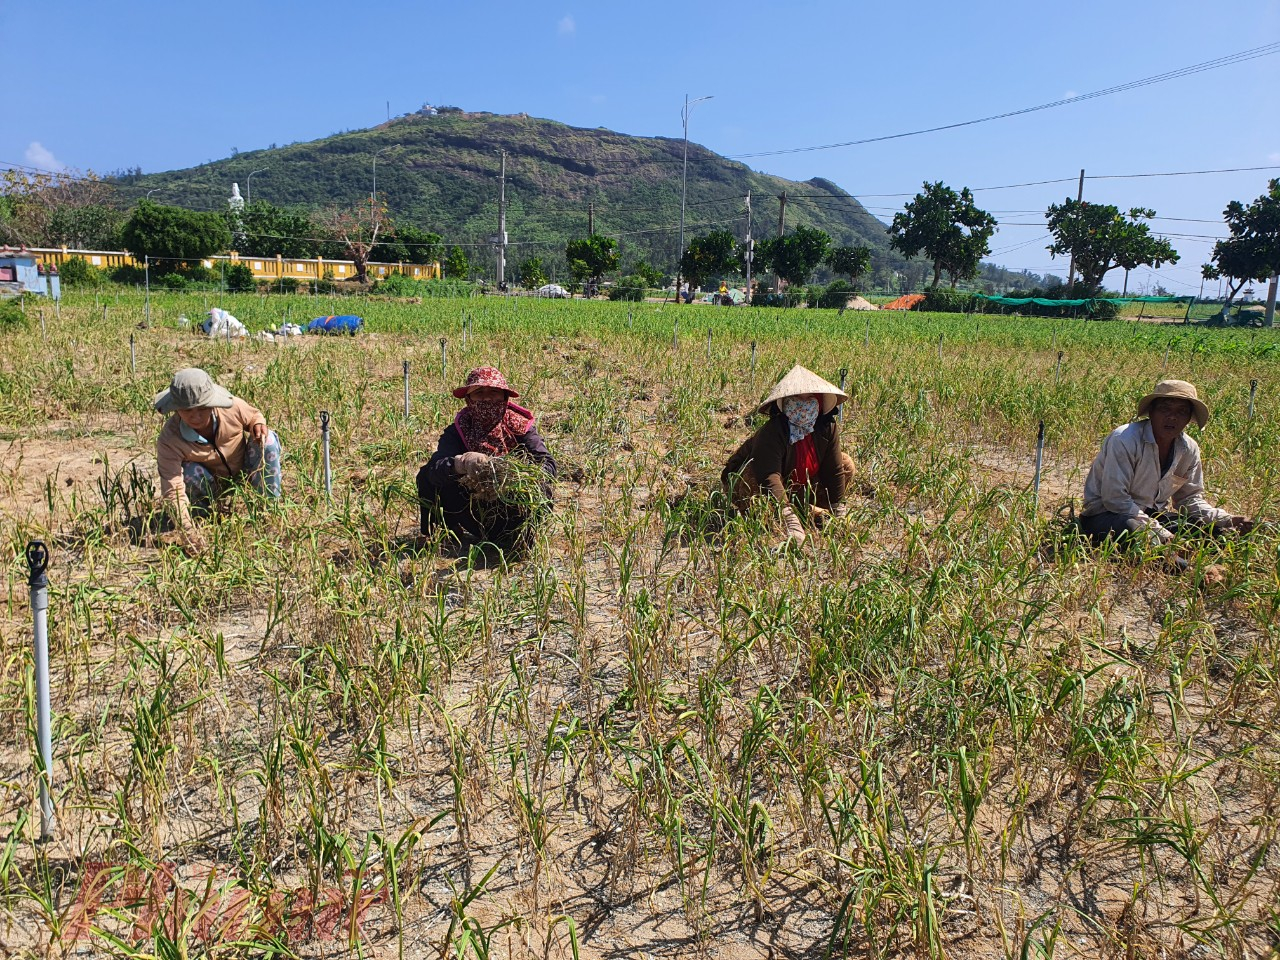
left=30, top=247, right=440, bottom=282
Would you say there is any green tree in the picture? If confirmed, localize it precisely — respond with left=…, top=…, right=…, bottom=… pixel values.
left=1045, top=199, right=1178, bottom=295
left=1202, top=179, right=1280, bottom=314
left=444, top=245, right=470, bottom=279
left=371, top=224, right=444, bottom=266
left=758, top=224, right=831, bottom=288
left=517, top=256, right=547, bottom=289
left=565, top=234, right=619, bottom=288
left=889, top=182, right=996, bottom=289
left=233, top=201, right=322, bottom=259
left=825, top=245, right=872, bottom=289
left=630, top=258, right=665, bottom=289
left=46, top=204, right=125, bottom=250
left=679, top=230, right=738, bottom=292
left=120, top=200, right=232, bottom=269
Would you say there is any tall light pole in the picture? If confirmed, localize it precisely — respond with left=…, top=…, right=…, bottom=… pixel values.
left=676, top=93, right=713, bottom=303
left=372, top=145, right=397, bottom=206
left=246, top=168, right=267, bottom=205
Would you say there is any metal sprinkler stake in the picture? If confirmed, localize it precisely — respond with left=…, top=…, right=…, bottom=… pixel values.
left=706, top=328, right=712, bottom=362
left=440, top=338, right=447, bottom=381
left=1032, top=421, right=1046, bottom=512
left=1162, top=343, right=1170, bottom=373
left=403, top=361, right=411, bottom=421
left=673, top=319, right=679, bottom=351
left=1249, top=379, right=1258, bottom=420
left=320, top=411, right=332, bottom=500
left=130, top=333, right=137, bottom=375
left=27, top=541, right=54, bottom=841
left=750, top=340, right=757, bottom=385
left=838, top=367, right=848, bottom=421
left=1055, top=351, right=1063, bottom=385
left=938, top=333, right=944, bottom=362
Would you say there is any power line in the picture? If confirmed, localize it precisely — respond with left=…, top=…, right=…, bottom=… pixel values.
left=726, top=42, right=1280, bottom=159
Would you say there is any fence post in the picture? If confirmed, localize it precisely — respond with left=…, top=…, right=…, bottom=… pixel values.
left=320, top=411, right=332, bottom=501
left=27, top=541, right=54, bottom=842
left=1032, top=421, right=1046, bottom=512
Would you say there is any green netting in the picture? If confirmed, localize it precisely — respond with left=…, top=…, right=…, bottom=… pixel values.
left=975, top=294, right=1194, bottom=307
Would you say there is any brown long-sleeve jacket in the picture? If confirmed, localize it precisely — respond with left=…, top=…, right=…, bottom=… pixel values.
left=722, top=412, right=846, bottom=508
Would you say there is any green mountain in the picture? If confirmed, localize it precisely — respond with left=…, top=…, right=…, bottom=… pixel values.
left=113, top=110, right=892, bottom=275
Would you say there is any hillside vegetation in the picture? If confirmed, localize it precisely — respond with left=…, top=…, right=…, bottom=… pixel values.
left=112, top=112, right=891, bottom=272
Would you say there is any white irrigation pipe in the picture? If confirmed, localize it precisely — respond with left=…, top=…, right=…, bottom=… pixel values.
left=838, top=367, right=848, bottom=421
left=320, top=411, right=332, bottom=500
left=130, top=333, right=137, bottom=375
left=27, top=541, right=54, bottom=842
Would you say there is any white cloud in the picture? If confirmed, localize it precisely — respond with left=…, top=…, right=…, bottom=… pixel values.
left=25, top=141, right=64, bottom=171
left=558, top=15, right=575, bottom=35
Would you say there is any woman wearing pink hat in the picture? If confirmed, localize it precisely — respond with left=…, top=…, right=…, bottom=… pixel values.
left=416, top=366, right=556, bottom=554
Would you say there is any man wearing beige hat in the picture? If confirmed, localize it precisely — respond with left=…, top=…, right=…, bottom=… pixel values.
left=154, top=368, right=282, bottom=553
left=1078, top=379, right=1251, bottom=558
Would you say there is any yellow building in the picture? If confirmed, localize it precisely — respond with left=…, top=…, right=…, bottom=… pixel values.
left=30, top=247, right=440, bottom=282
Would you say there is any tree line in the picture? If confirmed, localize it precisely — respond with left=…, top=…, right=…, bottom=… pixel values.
left=4, top=165, right=1278, bottom=304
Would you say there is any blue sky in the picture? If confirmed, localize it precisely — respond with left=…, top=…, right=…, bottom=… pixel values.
left=6, top=0, right=1279, bottom=293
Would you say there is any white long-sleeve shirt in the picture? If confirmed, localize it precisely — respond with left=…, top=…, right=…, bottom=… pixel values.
left=1081, top=420, right=1229, bottom=536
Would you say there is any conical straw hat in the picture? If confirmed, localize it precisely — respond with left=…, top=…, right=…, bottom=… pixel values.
left=758, top=364, right=848, bottom=416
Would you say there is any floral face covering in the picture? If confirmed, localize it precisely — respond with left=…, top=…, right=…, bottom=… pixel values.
left=780, top=396, right=820, bottom=444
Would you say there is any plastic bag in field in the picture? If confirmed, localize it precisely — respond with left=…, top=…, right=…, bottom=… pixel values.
left=202, top=307, right=248, bottom=338
left=307, top=315, right=364, bottom=335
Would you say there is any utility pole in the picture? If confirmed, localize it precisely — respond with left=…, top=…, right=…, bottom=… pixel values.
left=774, top=191, right=787, bottom=293
left=1066, top=168, right=1084, bottom=293
left=588, top=200, right=594, bottom=236
left=497, top=150, right=507, bottom=289
left=1265, top=271, right=1278, bottom=328
left=744, top=191, right=753, bottom=305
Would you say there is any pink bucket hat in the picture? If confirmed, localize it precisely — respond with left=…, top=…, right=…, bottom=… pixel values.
left=452, top=366, right=520, bottom=400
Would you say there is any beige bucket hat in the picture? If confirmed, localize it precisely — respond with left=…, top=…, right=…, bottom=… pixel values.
left=1137, top=379, right=1208, bottom=429
left=154, top=368, right=234, bottom=414
left=758, top=364, right=848, bottom=416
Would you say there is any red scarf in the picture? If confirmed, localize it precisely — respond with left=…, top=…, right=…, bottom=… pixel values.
left=790, top=434, right=819, bottom=490
left=455, top=399, right=534, bottom=456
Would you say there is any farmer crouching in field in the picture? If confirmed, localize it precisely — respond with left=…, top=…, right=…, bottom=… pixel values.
left=154, top=368, right=282, bottom=554
left=1077, top=379, right=1252, bottom=570
left=722, top=365, right=855, bottom=548
left=416, top=366, right=556, bottom=557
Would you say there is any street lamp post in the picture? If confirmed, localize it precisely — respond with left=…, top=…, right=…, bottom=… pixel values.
left=246, top=168, right=267, bottom=205
left=676, top=94, right=713, bottom=304
left=372, top=146, right=398, bottom=206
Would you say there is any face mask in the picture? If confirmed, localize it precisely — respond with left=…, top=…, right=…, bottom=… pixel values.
left=780, top=396, right=819, bottom=442
left=467, top=395, right=508, bottom=432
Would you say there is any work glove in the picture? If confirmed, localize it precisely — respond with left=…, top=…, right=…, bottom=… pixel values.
left=454, top=452, right=490, bottom=478
left=778, top=506, right=806, bottom=549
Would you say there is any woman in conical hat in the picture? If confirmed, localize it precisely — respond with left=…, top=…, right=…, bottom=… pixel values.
left=721, top=364, right=855, bottom=547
